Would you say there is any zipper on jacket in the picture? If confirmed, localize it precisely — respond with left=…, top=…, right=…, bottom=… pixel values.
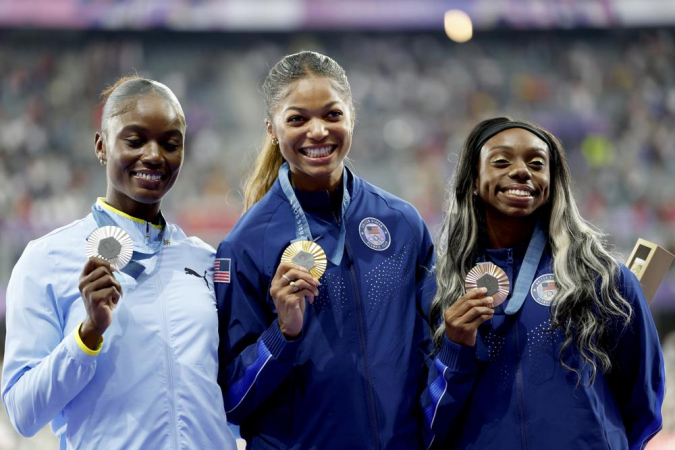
left=514, top=330, right=529, bottom=449
left=507, top=248, right=514, bottom=287
left=344, top=242, right=382, bottom=450
left=145, top=221, right=150, bottom=241
left=155, top=273, right=179, bottom=449
left=331, top=206, right=341, bottom=227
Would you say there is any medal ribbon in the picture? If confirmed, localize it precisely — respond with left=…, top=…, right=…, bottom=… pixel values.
left=90, top=203, right=167, bottom=279
left=278, top=162, right=351, bottom=266
left=503, top=221, right=547, bottom=315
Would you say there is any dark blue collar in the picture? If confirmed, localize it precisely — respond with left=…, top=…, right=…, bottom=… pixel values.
left=484, top=244, right=528, bottom=265
left=293, top=169, right=352, bottom=214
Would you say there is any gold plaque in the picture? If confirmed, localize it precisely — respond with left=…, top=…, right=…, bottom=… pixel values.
left=281, top=241, right=327, bottom=280
left=626, top=238, right=675, bottom=303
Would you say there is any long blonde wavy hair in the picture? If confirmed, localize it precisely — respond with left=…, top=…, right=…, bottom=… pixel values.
left=430, top=117, right=633, bottom=383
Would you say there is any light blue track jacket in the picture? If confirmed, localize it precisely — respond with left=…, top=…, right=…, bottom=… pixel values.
left=2, top=199, right=236, bottom=449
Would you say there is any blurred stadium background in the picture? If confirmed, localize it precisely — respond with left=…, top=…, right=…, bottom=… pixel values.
left=1, top=0, right=674, bottom=448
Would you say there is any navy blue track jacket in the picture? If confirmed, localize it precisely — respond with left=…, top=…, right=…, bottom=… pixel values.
left=425, top=245, right=665, bottom=449
left=216, top=170, right=437, bottom=449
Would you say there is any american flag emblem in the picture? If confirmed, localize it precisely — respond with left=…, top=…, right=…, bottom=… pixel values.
left=541, top=281, right=556, bottom=291
left=366, top=224, right=381, bottom=234
left=214, top=258, right=231, bottom=283
left=366, top=224, right=384, bottom=244
left=531, top=274, right=557, bottom=306
left=358, top=217, right=391, bottom=251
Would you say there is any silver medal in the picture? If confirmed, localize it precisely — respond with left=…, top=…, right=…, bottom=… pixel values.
left=86, top=226, right=134, bottom=270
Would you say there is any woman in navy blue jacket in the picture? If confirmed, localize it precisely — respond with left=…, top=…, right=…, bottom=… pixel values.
left=426, top=117, right=665, bottom=449
left=215, top=51, right=437, bottom=448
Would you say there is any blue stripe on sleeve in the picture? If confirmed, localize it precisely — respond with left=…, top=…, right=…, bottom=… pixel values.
left=424, top=358, right=449, bottom=430
left=226, top=340, right=273, bottom=413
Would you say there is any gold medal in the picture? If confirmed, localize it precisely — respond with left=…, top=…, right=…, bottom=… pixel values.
left=86, top=226, right=134, bottom=270
left=280, top=241, right=327, bottom=280
left=464, top=262, right=510, bottom=307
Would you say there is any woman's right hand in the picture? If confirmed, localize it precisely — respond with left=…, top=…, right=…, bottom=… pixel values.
left=78, top=257, right=122, bottom=349
left=444, top=287, right=494, bottom=347
left=270, top=262, right=320, bottom=339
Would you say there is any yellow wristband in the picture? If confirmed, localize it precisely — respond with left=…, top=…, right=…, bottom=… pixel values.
left=74, top=322, right=104, bottom=356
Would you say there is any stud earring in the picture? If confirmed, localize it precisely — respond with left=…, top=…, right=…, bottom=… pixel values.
left=99, top=158, right=107, bottom=166
left=473, top=189, right=478, bottom=196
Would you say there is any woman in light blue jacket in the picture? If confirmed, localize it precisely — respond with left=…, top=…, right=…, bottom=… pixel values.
left=1, top=76, right=237, bottom=449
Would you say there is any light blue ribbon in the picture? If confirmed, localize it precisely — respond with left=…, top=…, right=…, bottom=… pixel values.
left=503, top=221, right=547, bottom=315
left=278, top=162, right=350, bottom=266
left=90, top=204, right=166, bottom=279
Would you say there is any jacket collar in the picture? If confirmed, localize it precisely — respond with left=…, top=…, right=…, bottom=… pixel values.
left=272, top=166, right=358, bottom=212
left=484, top=244, right=528, bottom=267
left=93, top=198, right=166, bottom=252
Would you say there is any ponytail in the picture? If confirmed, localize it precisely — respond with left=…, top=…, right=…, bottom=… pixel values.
left=242, top=136, right=284, bottom=211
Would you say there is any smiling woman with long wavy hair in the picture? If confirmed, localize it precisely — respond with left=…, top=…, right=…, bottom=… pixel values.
left=424, top=117, right=664, bottom=449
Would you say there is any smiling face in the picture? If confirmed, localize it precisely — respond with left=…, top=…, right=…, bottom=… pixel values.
left=267, top=76, right=353, bottom=192
left=476, top=127, right=551, bottom=225
left=95, top=94, right=185, bottom=221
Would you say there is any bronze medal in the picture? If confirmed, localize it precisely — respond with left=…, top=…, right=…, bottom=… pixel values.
left=464, top=262, right=510, bottom=307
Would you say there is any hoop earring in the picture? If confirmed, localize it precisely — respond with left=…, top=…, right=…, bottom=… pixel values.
left=272, top=137, right=278, bottom=146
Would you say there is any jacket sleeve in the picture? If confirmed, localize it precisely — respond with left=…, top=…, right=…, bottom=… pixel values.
left=420, top=335, right=478, bottom=449
left=607, top=265, right=665, bottom=450
left=1, top=241, right=98, bottom=437
left=414, top=220, right=477, bottom=448
left=216, top=238, right=301, bottom=424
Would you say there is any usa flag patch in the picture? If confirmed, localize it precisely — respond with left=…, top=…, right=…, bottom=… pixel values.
left=530, top=273, right=557, bottom=306
left=214, top=258, right=231, bottom=283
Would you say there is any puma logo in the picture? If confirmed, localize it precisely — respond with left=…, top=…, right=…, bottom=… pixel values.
left=185, top=267, right=210, bottom=289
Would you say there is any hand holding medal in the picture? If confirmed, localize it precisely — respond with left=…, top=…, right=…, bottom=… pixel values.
left=78, top=226, right=133, bottom=347
left=270, top=241, right=324, bottom=339
left=442, top=262, right=510, bottom=347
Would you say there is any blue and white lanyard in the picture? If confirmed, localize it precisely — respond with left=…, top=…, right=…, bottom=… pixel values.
left=90, top=204, right=166, bottom=279
left=481, top=221, right=547, bottom=315
left=278, top=162, right=351, bottom=266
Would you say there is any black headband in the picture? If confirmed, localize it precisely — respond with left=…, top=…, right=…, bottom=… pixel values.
left=474, top=121, right=553, bottom=154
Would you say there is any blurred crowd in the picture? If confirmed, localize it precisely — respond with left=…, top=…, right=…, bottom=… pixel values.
left=0, top=27, right=674, bottom=447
